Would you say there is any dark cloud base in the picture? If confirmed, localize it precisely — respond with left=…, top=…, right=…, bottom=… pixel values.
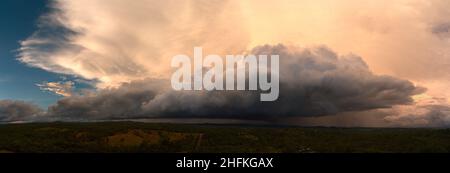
left=0, top=100, right=43, bottom=122
left=43, top=45, right=424, bottom=121
left=1, top=44, right=425, bottom=123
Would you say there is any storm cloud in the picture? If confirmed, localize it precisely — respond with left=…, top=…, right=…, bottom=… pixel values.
left=43, top=45, right=424, bottom=121
left=0, top=100, right=43, bottom=122
left=13, top=0, right=450, bottom=126
left=384, top=96, right=450, bottom=127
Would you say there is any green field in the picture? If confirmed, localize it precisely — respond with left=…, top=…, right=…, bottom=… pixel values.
left=0, top=122, right=449, bottom=153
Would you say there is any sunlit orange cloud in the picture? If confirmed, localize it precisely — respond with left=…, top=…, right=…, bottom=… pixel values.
left=19, top=1, right=450, bottom=102
left=20, top=0, right=450, bottom=85
left=239, top=1, right=450, bottom=119
left=20, top=0, right=249, bottom=88
left=15, top=0, right=450, bottom=126
left=242, top=0, right=450, bottom=80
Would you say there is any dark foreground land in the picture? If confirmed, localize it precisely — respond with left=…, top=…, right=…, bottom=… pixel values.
left=0, top=122, right=449, bottom=153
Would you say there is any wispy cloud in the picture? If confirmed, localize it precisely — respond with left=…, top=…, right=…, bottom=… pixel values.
left=37, top=81, right=74, bottom=97
left=18, top=0, right=247, bottom=88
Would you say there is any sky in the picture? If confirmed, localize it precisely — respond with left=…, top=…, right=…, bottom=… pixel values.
left=0, top=0, right=62, bottom=107
left=0, top=0, right=92, bottom=108
left=1, top=0, right=450, bottom=127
